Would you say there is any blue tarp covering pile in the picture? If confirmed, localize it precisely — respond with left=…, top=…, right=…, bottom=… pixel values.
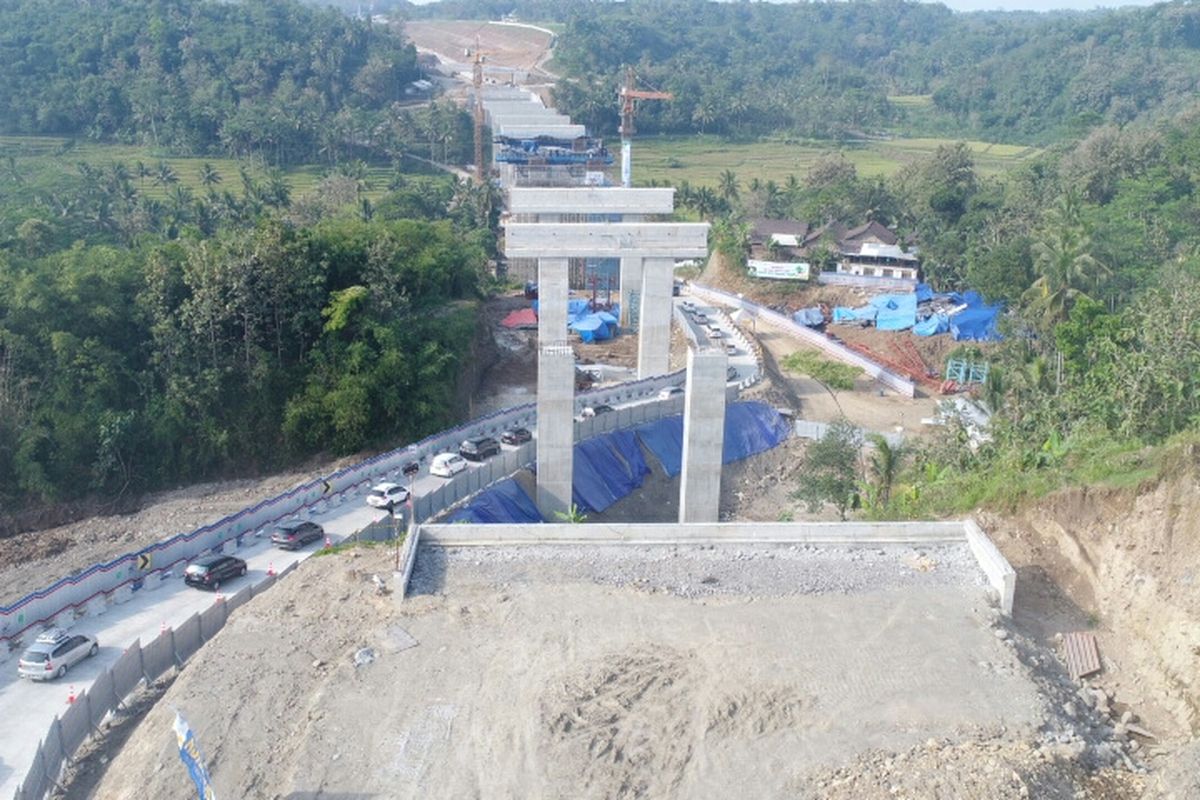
left=915, top=283, right=934, bottom=303
left=833, top=305, right=876, bottom=323
left=633, top=402, right=791, bottom=477
left=792, top=307, right=825, bottom=327
left=913, top=313, right=950, bottom=336
left=871, top=293, right=918, bottom=332
left=722, top=401, right=792, bottom=463
left=572, top=431, right=651, bottom=513
left=634, top=415, right=685, bottom=477
left=443, top=478, right=543, bottom=524
left=949, top=291, right=1003, bottom=342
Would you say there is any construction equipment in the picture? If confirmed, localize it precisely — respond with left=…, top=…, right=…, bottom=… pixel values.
left=618, top=66, right=672, bottom=188
left=467, top=39, right=499, bottom=183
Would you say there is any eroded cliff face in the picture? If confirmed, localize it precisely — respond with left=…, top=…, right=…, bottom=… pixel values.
left=982, top=447, right=1200, bottom=744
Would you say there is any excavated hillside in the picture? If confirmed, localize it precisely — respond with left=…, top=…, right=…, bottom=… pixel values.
left=980, top=445, right=1200, bottom=799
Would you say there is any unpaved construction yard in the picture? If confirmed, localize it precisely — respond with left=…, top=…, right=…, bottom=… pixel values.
left=84, top=542, right=1077, bottom=799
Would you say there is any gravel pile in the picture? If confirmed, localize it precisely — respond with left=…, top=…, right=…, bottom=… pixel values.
left=410, top=542, right=987, bottom=600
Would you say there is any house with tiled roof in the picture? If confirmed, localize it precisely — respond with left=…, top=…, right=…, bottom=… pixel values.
left=746, top=218, right=919, bottom=285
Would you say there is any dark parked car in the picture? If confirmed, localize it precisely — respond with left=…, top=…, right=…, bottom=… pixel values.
left=501, top=427, right=532, bottom=445
left=184, top=554, right=248, bottom=590
left=581, top=403, right=615, bottom=418
left=459, top=435, right=501, bottom=461
left=271, top=519, right=325, bottom=550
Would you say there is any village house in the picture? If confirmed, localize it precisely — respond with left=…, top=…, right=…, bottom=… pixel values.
left=747, top=218, right=920, bottom=284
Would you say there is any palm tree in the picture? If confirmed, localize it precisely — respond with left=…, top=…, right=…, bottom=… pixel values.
left=199, top=163, right=222, bottom=189
left=718, top=169, right=739, bottom=204
left=866, top=434, right=904, bottom=506
left=1024, top=224, right=1106, bottom=327
left=134, top=160, right=150, bottom=188
left=153, top=161, right=179, bottom=188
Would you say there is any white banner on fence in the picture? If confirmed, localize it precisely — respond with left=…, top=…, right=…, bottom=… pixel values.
left=747, top=259, right=810, bottom=280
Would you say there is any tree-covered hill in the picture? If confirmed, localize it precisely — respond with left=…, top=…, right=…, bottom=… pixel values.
left=398, top=0, right=1200, bottom=144
left=0, top=0, right=420, bottom=163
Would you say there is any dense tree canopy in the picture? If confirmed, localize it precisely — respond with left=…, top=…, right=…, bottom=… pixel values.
left=0, top=0, right=421, bottom=163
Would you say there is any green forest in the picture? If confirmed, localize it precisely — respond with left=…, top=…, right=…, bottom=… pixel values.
left=404, top=0, right=1200, bottom=144
left=0, top=0, right=426, bottom=164
left=0, top=0, right=504, bottom=518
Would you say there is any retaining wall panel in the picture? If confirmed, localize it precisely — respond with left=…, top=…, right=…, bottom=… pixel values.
left=225, top=587, right=252, bottom=615
left=19, top=745, right=47, bottom=800
left=110, top=642, right=144, bottom=701
left=58, top=693, right=91, bottom=755
left=140, top=631, right=174, bottom=682
left=173, top=614, right=202, bottom=663
left=253, top=575, right=277, bottom=597
left=87, top=672, right=116, bottom=729
left=199, top=602, right=227, bottom=643
left=39, top=718, right=65, bottom=780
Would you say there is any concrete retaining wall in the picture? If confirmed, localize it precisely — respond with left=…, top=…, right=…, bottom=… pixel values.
left=964, top=518, right=1017, bottom=616
left=412, top=519, right=1018, bottom=619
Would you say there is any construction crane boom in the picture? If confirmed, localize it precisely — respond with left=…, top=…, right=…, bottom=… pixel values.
left=618, top=66, right=672, bottom=188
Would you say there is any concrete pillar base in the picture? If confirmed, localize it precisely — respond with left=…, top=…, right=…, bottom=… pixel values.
left=680, top=348, right=728, bottom=523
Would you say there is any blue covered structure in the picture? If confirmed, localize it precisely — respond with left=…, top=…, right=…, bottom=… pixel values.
left=633, top=401, right=791, bottom=477
left=871, top=293, right=918, bottom=332
left=572, top=431, right=651, bottom=513
left=443, top=478, right=543, bottom=524
left=949, top=291, right=1003, bottom=342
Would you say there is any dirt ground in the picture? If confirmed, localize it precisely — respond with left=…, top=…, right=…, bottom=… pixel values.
left=404, top=20, right=556, bottom=79
left=83, top=543, right=1072, bottom=800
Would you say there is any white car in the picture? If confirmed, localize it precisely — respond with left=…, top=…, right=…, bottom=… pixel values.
left=657, top=386, right=684, bottom=400
left=430, top=452, right=469, bottom=478
left=707, top=327, right=723, bottom=339
left=366, top=482, right=409, bottom=509
left=17, top=629, right=99, bottom=681
left=725, top=342, right=738, bottom=355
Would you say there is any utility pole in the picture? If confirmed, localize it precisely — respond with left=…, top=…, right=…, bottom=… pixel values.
left=618, top=66, right=672, bottom=188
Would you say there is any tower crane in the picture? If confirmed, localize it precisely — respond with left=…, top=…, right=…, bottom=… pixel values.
left=466, top=39, right=499, bottom=183
left=618, top=66, right=672, bottom=188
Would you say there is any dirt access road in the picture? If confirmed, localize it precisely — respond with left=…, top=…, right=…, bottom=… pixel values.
left=404, top=20, right=557, bottom=81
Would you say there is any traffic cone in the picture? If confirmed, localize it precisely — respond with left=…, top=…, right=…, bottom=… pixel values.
left=160, top=621, right=168, bottom=635
left=215, top=592, right=224, bottom=603
left=67, top=685, right=76, bottom=705
left=267, top=562, right=276, bottom=577
left=324, top=535, right=332, bottom=550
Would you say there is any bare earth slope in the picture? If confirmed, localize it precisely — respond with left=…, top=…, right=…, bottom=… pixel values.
left=88, top=545, right=1051, bottom=799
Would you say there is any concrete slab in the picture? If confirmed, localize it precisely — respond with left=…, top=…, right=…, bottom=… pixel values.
left=508, top=188, right=675, bottom=216
left=504, top=223, right=709, bottom=259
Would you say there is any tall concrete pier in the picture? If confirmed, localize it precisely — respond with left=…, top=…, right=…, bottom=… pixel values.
left=679, top=348, right=728, bottom=523
left=504, top=219, right=709, bottom=518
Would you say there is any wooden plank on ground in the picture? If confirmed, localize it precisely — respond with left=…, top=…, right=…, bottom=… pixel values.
left=1063, top=631, right=1102, bottom=681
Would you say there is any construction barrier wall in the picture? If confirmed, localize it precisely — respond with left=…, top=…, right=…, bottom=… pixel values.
left=686, top=283, right=916, bottom=397
left=0, top=365, right=690, bottom=653
left=12, top=568, right=291, bottom=800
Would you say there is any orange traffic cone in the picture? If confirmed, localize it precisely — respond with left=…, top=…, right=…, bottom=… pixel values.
left=324, top=535, right=332, bottom=550
left=67, top=685, right=76, bottom=705
left=267, top=562, right=276, bottom=577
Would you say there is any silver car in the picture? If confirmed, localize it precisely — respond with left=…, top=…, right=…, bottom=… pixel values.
left=17, top=628, right=99, bottom=681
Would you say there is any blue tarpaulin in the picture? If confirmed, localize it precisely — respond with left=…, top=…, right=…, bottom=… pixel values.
left=913, top=313, right=950, bottom=336
left=793, top=307, right=825, bottom=327
left=443, top=478, right=543, bottom=524
left=870, top=293, right=918, bottom=331
left=607, top=429, right=651, bottom=484
left=571, top=314, right=614, bottom=343
left=572, top=435, right=648, bottom=513
left=944, top=291, right=1003, bottom=341
left=723, top=402, right=792, bottom=464
left=632, top=402, right=790, bottom=477
left=634, top=416, right=685, bottom=477
left=916, top=283, right=934, bottom=303
left=833, top=306, right=876, bottom=323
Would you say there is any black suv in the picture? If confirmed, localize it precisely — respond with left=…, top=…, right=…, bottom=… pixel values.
left=271, top=520, right=324, bottom=550
left=501, top=427, right=532, bottom=445
left=459, top=435, right=500, bottom=461
left=184, top=554, right=248, bottom=590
